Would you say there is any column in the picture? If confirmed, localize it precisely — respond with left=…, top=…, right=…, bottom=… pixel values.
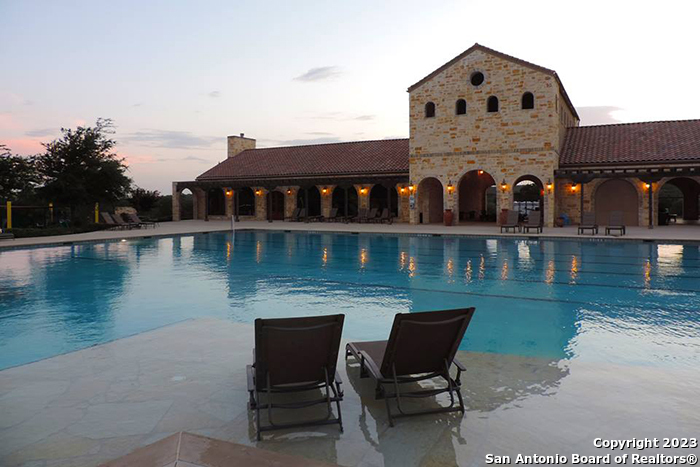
left=354, top=184, right=372, bottom=211
left=172, top=183, right=181, bottom=222
left=253, top=187, right=267, bottom=221
left=318, top=185, right=335, bottom=218
left=225, top=187, right=234, bottom=217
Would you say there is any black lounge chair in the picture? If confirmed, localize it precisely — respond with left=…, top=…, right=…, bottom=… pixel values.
left=359, top=208, right=377, bottom=224
left=101, top=212, right=122, bottom=230
left=578, top=212, right=598, bottom=235
left=345, top=307, right=475, bottom=426
left=378, top=208, right=393, bottom=224
left=500, top=210, right=520, bottom=233
left=112, top=213, right=139, bottom=230
left=296, top=208, right=307, bottom=222
left=285, top=208, right=301, bottom=222
left=347, top=208, right=366, bottom=223
left=326, top=208, right=340, bottom=222
left=127, top=213, right=157, bottom=229
left=247, top=314, right=345, bottom=440
left=522, top=211, right=542, bottom=234
left=605, top=210, right=626, bottom=236
left=0, top=231, right=14, bottom=240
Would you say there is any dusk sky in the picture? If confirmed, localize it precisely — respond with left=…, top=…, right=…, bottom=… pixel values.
left=2, top=0, right=699, bottom=193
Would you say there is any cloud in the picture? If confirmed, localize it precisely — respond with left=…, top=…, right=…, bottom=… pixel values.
left=0, top=138, right=44, bottom=155
left=293, top=66, right=342, bottom=82
left=353, top=115, right=375, bottom=121
left=122, top=129, right=221, bottom=149
left=182, top=155, right=212, bottom=162
left=25, top=128, right=56, bottom=137
left=305, top=131, right=334, bottom=136
left=577, top=106, right=624, bottom=126
left=0, top=113, right=22, bottom=131
left=307, top=112, right=376, bottom=122
left=207, top=91, right=221, bottom=98
left=260, top=136, right=342, bottom=147
left=122, top=153, right=157, bottom=166
left=132, top=103, right=144, bottom=107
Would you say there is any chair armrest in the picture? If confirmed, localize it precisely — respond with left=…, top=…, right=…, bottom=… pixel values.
left=334, top=369, right=343, bottom=385
left=359, top=350, right=383, bottom=380
left=246, top=365, right=255, bottom=392
left=453, top=358, right=466, bottom=372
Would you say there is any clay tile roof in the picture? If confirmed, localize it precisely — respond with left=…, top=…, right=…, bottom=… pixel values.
left=560, top=120, right=700, bottom=166
left=196, top=138, right=409, bottom=181
left=407, top=43, right=579, bottom=120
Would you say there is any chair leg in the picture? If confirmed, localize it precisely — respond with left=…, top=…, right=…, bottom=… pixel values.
left=255, top=390, right=262, bottom=441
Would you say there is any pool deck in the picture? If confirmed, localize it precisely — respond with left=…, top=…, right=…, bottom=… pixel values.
left=2, top=219, right=700, bottom=249
left=0, top=318, right=697, bottom=466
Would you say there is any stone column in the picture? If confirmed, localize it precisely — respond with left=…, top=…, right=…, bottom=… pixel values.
left=172, top=183, right=181, bottom=222
left=253, top=188, right=268, bottom=221
left=318, top=185, right=335, bottom=218
left=396, top=184, right=409, bottom=223
left=225, top=188, right=234, bottom=217
left=193, top=187, right=206, bottom=220
left=354, top=184, right=372, bottom=211
left=444, top=181, right=457, bottom=225
left=497, top=183, right=512, bottom=225
left=284, top=186, right=299, bottom=219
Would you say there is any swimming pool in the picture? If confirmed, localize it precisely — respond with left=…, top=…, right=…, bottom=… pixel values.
left=1, top=231, right=699, bottom=370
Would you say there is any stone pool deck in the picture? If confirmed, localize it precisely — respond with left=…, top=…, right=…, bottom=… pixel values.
left=0, top=318, right=698, bottom=466
left=2, top=219, right=700, bottom=250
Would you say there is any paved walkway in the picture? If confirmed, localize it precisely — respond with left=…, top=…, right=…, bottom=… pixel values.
left=0, top=319, right=697, bottom=466
left=2, top=219, right=700, bottom=250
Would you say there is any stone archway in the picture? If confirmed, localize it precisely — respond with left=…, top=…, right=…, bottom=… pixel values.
left=237, top=187, right=256, bottom=217
left=595, top=179, right=639, bottom=226
left=658, top=177, right=700, bottom=224
left=458, top=170, right=497, bottom=223
left=267, top=191, right=285, bottom=220
left=179, top=188, right=195, bottom=220
left=297, top=186, right=322, bottom=217
left=513, top=175, right=544, bottom=222
left=417, top=177, right=444, bottom=224
left=207, top=188, right=225, bottom=216
left=369, top=184, right=399, bottom=216
left=332, top=185, right=358, bottom=217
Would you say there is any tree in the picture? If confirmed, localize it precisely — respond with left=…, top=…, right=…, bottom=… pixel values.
left=0, top=144, right=40, bottom=203
left=37, top=119, right=132, bottom=222
left=129, top=187, right=161, bottom=213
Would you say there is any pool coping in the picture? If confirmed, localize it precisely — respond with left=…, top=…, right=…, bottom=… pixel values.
left=2, top=225, right=700, bottom=252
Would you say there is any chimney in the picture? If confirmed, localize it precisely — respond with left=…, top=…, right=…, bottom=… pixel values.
left=227, top=134, right=256, bottom=158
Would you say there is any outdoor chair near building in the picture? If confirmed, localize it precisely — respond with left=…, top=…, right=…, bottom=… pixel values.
left=285, top=208, right=301, bottom=222
left=326, top=208, right=341, bottom=222
left=100, top=212, right=122, bottom=230
left=605, top=211, right=626, bottom=236
left=358, top=208, right=377, bottom=224
left=126, top=213, right=157, bottom=229
left=378, top=208, right=393, bottom=224
left=112, top=213, right=140, bottom=230
left=345, top=307, right=475, bottom=427
left=0, top=230, right=14, bottom=240
left=578, top=212, right=599, bottom=235
left=247, top=314, right=345, bottom=440
left=522, top=210, right=542, bottom=234
left=500, top=210, right=520, bottom=233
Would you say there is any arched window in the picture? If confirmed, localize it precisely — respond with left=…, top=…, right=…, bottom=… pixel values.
left=455, top=99, right=467, bottom=115
left=522, top=92, right=534, bottom=110
left=425, top=102, right=436, bottom=118
left=487, top=96, right=499, bottom=113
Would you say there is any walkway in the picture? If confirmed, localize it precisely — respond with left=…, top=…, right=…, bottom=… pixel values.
left=2, top=219, right=700, bottom=250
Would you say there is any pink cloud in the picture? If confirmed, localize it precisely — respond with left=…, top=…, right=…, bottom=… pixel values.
left=121, top=153, right=157, bottom=166
left=0, top=113, right=22, bottom=131
left=2, top=138, right=44, bottom=155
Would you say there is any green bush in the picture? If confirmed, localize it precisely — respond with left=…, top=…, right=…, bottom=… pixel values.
left=9, top=224, right=112, bottom=238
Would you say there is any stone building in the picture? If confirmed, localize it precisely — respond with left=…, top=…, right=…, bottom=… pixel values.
left=173, top=44, right=700, bottom=227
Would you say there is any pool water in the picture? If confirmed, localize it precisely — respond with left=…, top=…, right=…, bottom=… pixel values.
left=1, top=231, right=699, bottom=371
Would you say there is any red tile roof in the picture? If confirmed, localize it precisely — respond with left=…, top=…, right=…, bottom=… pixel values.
left=196, top=138, right=409, bottom=181
left=560, top=120, right=700, bottom=166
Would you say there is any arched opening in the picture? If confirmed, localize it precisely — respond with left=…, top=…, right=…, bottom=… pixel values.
left=237, top=187, right=255, bottom=217
left=297, top=186, right=321, bottom=217
left=487, top=96, right=499, bottom=113
left=521, top=92, right=535, bottom=110
left=458, top=170, right=497, bottom=223
left=513, top=176, right=544, bottom=223
left=369, top=184, right=399, bottom=216
left=417, top=177, right=444, bottom=224
left=425, top=102, right=436, bottom=118
left=207, top=188, right=225, bottom=216
left=331, top=185, right=358, bottom=217
left=179, top=188, right=194, bottom=220
left=455, top=99, right=467, bottom=115
left=267, top=191, right=285, bottom=220
left=659, top=177, right=700, bottom=224
left=595, top=179, right=639, bottom=226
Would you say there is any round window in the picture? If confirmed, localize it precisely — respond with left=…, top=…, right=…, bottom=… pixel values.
left=470, top=72, right=484, bottom=86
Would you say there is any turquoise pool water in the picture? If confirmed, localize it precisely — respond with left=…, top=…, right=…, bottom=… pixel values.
left=1, top=231, right=699, bottom=370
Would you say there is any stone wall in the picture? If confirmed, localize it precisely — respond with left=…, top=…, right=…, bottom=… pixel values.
left=408, top=49, right=566, bottom=226
left=227, top=135, right=256, bottom=158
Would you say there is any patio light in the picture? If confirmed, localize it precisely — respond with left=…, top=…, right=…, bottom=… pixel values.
left=546, top=179, right=553, bottom=192
left=447, top=181, right=454, bottom=193
left=287, top=189, right=292, bottom=195
left=322, top=187, right=328, bottom=194
left=255, top=189, right=262, bottom=196
left=500, top=179, right=508, bottom=191
left=478, top=170, right=484, bottom=175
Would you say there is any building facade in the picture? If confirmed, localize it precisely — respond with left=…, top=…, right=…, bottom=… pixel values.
left=174, top=44, right=700, bottom=228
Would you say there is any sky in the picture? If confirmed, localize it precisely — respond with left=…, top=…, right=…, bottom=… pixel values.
left=2, top=0, right=700, bottom=193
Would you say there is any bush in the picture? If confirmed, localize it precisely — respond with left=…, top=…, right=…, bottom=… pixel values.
left=9, top=224, right=112, bottom=238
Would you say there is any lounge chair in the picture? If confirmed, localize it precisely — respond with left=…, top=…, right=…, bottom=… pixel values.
left=326, top=208, right=341, bottom=222
left=285, top=208, right=301, bottom=222
left=345, top=307, right=475, bottom=426
left=247, top=314, right=345, bottom=440
left=0, top=231, right=14, bottom=240
left=347, top=208, right=366, bottom=223
left=522, top=211, right=542, bottom=234
left=359, top=208, right=377, bottom=224
left=500, top=210, right=520, bottom=233
left=112, top=213, right=139, bottom=230
left=605, top=211, right=626, bottom=236
left=578, top=212, right=598, bottom=235
left=377, top=208, right=393, bottom=224
left=127, top=213, right=157, bottom=229
left=296, top=208, right=307, bottom=223
left=100, top=212, right=122, bottom=229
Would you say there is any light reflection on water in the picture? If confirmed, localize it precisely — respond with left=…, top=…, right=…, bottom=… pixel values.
left=0, top=231, right=699, bottom=370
